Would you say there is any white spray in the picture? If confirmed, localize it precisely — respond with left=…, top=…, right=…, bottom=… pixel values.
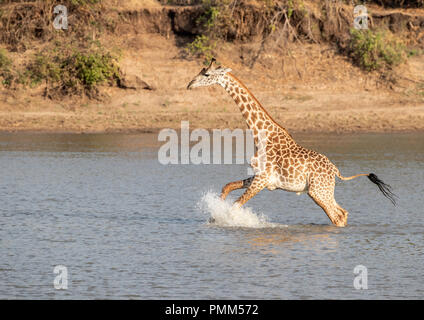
left=198, top=191, right=286, bottom=228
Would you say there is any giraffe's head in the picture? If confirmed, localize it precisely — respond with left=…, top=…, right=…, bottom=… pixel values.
left=187, top=58, right=232, bottom=90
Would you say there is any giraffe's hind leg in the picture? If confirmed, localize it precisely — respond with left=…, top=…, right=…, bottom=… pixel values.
left=308, top=182, right=348, bottom=227
left=221, top=176, right=254, bottom=200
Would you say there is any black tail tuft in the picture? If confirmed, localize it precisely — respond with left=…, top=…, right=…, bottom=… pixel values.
left=367, top=173, right=397, bottom=206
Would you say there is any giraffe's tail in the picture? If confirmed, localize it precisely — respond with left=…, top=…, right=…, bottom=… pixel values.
left=335, top=170, right=397, bottom=206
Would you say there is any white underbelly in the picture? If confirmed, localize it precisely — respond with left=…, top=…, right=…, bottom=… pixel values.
left=266, top=174, right=308, bottom=193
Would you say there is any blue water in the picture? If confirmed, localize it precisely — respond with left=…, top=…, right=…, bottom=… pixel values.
left=0, top=132, right=423, bottom=299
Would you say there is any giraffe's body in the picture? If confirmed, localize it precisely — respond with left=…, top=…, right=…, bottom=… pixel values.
left=187, top=59, right=396, bottom=227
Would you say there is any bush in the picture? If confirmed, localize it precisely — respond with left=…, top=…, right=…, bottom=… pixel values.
left=27, top=53, right=61, bottom=86
left=185, top=0, right=222, bottom=64
left=186, top=35, right=215, bottom=64
left=349, top=28, right=406, bottom=71
left=72, top=51, right=120, bottom=89
left=23, top=43, right=121, bottom=97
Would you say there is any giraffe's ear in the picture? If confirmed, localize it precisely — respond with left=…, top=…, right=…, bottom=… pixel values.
left=205, top=57, right=216, bottom=71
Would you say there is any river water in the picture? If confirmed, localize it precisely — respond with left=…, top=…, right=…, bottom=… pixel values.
left=0, top=132, right=423, bottom=299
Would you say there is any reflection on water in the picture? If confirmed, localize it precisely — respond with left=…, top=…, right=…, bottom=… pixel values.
left=0, top=132, right=423, bottom=299
left=244, top=226, right=340, bottom=252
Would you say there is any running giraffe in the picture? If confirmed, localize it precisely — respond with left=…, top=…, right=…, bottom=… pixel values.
left=187, top=59, right=396, bottom=227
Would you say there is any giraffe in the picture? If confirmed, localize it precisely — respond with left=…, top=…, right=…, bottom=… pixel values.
left=187, top=59, right=396, bottom=227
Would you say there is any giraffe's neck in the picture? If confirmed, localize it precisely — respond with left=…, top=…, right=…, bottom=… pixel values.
left=219, top=73, right=294, bottom=143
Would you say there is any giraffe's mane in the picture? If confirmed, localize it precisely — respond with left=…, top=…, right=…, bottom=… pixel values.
left=227, top=72, right=294, bottom=139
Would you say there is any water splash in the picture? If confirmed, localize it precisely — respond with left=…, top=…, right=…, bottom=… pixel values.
left=198, top=191, right=284, bottom=228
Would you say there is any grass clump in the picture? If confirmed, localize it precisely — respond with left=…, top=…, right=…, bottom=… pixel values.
left=349, top=28, right=406, bottom=71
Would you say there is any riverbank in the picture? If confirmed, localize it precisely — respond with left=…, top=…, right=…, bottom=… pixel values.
left=1, top=36, right=423, bottom=134
left=0, top=2, right=423, bottom=134
left=1, top=91, right=423, bottom=134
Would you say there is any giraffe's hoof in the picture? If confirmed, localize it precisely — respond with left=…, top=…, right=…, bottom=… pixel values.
left=335, top=221, right=347, bottom=227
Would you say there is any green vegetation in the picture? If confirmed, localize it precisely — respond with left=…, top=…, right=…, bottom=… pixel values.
left=185, top=0, right=271, bottom=63
left=1, top=0, right=422, bottom=97
left=185, top=0, right=314, bottom=64
left=0, top=43, right=121, bottom=97
left=72, top=51, right=120, bottom=89
left=27, top=44, right=120, bottom=96
left=349, top=28, right=406, bottom=71
left=186, top=34, right=215, bottom=65
left=407, top=48, right=424, bottom=58
left=185, top=0, right=223, bottom=64
left=196, top=2, right=220, bottom=30
left=0, top=48, right=12, bottom=86
left=27, top=54, right=61, bottom=86
left=0, top=48, right=10, bottom=69
left=0, top=0, right=123, bottom=97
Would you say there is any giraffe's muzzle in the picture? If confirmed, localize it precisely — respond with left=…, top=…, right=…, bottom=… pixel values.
left=187, top=80, right=195, bottom=90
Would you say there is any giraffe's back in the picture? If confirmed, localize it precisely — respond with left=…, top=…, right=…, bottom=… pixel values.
left=267, top=142, right=337, bottom=193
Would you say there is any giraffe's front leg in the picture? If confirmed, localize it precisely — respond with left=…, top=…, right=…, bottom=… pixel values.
left=233, top=175, right=266, bottom=207
left=209, top=177, right=257, bottom=224
left=220, top=176, right=254, bottom=200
